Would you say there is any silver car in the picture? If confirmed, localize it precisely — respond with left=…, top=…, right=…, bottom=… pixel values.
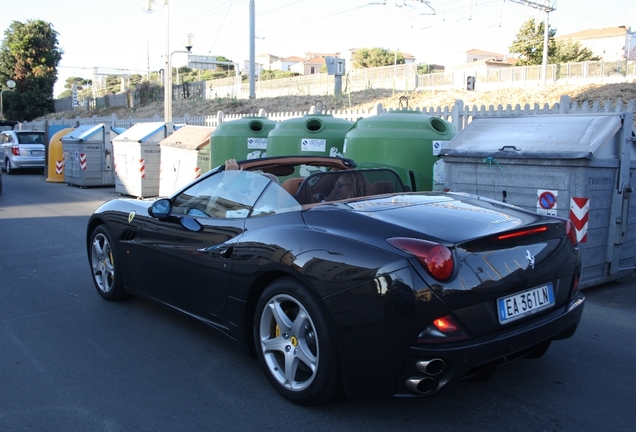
left=0, top=130, right=46, bottom=174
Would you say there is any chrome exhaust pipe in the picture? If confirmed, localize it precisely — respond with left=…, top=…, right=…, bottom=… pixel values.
left=406, top=376, right=437, bottom=395
left=416, top=358, right=445, bottom=376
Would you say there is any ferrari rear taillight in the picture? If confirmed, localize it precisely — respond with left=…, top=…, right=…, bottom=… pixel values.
left=387, top=237, right=454, bottom=281
left=11, top=145, right=20, bottom=156
left=416, top=315, right=469, bottom=344
left=433, top=316, right=459, bottom=333
left=564, top=219, right=578, bottom=247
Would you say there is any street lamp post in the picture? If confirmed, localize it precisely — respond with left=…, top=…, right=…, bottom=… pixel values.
left=249, top=0, right=255, bottom=99
left=142, top=0, right=171, bottom=122
left=142, top=1, right=194, bottom=130
left=167, top=33, right=196, bottom=125
left=0, top=80, right=16, bottom=121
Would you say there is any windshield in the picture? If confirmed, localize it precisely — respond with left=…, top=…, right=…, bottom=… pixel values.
left=171, top=170, right=301, bottom=219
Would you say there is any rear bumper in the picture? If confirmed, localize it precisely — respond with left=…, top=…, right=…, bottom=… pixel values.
left=10, top=156, right=45, bottom=169
left=394, top=292, right=585, bottom=396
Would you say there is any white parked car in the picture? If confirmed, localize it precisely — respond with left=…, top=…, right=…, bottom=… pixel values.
left=0, top=130, right=46, bottom=174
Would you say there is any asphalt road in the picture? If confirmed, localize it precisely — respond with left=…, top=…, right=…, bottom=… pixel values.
left=1, top=171, right=635, bottom=432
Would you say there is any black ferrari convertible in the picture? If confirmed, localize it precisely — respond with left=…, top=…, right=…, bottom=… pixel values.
left=86, top=155, right=585, bottom=405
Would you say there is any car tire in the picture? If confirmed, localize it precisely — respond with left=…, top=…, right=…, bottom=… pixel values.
left=5, top=159, right=14, bottom=175
left=254, top=278, right=341, bottom=405
left=89, top=225, right=129, bottom=301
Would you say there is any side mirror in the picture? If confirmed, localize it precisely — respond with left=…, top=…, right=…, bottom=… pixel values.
left=149, top=198, right=171, bottom=218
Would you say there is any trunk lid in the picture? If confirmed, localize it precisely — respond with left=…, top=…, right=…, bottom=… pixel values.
left=304, top=192, right=579, bottom=335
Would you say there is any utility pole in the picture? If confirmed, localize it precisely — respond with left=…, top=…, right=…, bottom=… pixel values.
left=509, top=0, right=556, bottom=85
left=249, top=0, right=255, bottom=99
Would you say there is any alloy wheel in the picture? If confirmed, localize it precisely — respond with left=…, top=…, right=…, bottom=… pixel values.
left=91, top=232, right=116, bottom=293
left=258, top=293, right=319, bottom=392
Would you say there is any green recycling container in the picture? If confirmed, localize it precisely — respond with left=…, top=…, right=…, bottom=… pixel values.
left=210, top=116, right=277, bottom=168
left=266, top=114, right=353, bottom=158
left=343, top=110, right=456, bottom=191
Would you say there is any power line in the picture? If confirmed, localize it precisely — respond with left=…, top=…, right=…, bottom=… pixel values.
left=206, top=0, right=236, bottom=54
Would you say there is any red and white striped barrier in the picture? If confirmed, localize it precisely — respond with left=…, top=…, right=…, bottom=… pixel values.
left=138, top=159, right=146, bottom=179
left=570, top=197, right=590, bottom=243
left=55, top=160, right=64, bottom=175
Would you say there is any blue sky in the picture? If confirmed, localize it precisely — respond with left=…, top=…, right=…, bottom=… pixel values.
left=1, top=0, right=634, bottom=97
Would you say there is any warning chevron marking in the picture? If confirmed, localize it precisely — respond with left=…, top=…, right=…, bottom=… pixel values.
left=138, top=159, right=145, bottom=179
left=570, top=197, right=590, bottom=243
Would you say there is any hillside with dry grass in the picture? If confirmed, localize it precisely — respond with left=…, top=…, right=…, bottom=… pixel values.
left=45, top=81, right=636, bottom=121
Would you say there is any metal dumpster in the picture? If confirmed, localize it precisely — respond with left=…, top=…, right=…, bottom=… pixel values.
left=209, top=116, right=276, bottom=168
left=61, top=124, right=115, bottom=187
left=442, top=113, right=636, bottom=288
left=112, top=122, right=167, bottom=198
left=266, top=113, right=353, bottom=158
left=159, top=125, right=214, bottom=196
left=46, top=127, right=74, bottom=183
left=343, top=110, right=456, bottom=191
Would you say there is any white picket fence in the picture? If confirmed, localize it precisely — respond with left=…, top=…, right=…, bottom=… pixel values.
left=20, top=95, right=635, bottom=133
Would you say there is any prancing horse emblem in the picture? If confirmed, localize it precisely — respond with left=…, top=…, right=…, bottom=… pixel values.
left=525, top=250, right=535, bottom=269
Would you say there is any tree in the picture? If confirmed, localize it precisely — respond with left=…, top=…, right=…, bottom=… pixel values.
left=64, top=76, right=92, bottom=91
left=509, top=18, right=556, bottom=66
left=216, top=55, right=235, bottom=72
left=57, top=76, right=92, bottom=98
left=353, top=48, right=404, bottom=68
left=417, top=63, right=436, bottom=74
left=551, top=40, right=601, bottom=63
left=0, top=20, right=63, bottom=121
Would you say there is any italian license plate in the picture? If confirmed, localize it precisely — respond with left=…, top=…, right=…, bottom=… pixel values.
left=497, top=283, right=555, bottom=324
left=30, top=150, right=44, bottom=156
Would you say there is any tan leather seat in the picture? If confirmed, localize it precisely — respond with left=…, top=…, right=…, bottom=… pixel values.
left=281, top=177, right=304, bottom=195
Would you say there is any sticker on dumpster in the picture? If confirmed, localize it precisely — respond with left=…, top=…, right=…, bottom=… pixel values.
left=329, top=147, right=343, bottom=158
left=55, top=160, right=64, bottom=175
left=432, top=140, right=450, bottom=156
left=570, top=197, right=590, bottom=243
left=537, top=190, right=558, bottom=216
left=247, top=138, right=267, bottom=149
left=301, top=138, right=326, bottom=152
left=433, top=160, right=446, bottom=190
left=138, top=159, right=146, bottom=179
